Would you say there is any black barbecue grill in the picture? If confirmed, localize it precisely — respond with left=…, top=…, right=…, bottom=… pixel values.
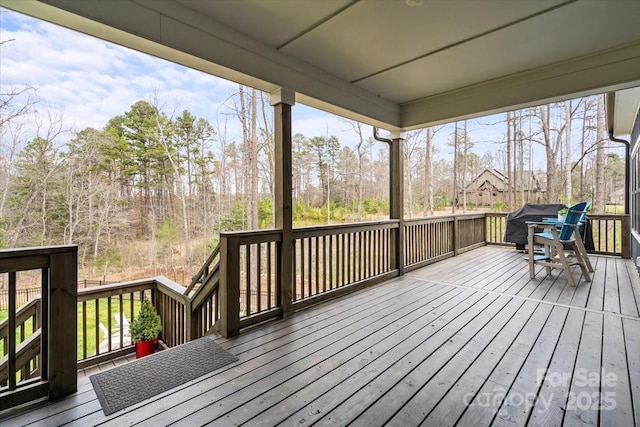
left=504, top=203, right=594, bottom=251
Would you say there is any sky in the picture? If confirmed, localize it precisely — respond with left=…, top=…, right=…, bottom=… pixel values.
left=0, top=7, right=624, bottom=169
left=0, top=7, right=361, bottom=147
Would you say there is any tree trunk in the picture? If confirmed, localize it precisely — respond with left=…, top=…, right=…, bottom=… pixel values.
left=580, top=101, right=588, bottom=200
left=539, top=105, right=556, bottom=202
left=250, top=88, right=259, bottom=230
left=506, top=111, right=513, bottom=210
left=462, top=120, right=468, bottom=213
left=424, top=127, right=434, bottom=216
left=406, top=150, right=413, bottom=219
left=595, top=95, right=606, bottom=214
left=564, top=100, right=572, bottom=202
left=238, top=85, right=250, bottom=227
left=512, top=113, right=517, bottom=207
left=518, top=113, right=525, bottom=204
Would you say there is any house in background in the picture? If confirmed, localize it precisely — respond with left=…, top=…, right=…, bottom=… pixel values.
left=609, top=188, right=626, bottom=206
left=465, top=169, right=545, bottom=207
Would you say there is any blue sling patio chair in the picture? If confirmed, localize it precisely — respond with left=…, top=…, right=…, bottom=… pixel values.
left=526, top=201, right=592, bottom=287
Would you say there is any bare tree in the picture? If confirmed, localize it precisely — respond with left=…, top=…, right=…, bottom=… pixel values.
left=595, top=95, right=606, bottom=213
left=404, top=129, right=426, bottom=218
left=9, top=111, right=66, bottom=247
left=462, top=120, right=468, bottom=213
left=423, top=127, right=434, bottom=216
left=564, top=100, right=572, bottom=202
left=250, top=89, right=259, bottom=230
left=452, top=122, right=458, bottom=214
left=345, top=121, right=368, bottom=220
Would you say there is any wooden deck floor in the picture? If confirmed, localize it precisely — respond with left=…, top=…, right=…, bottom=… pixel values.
left=2, top=246, right=639, bottom=426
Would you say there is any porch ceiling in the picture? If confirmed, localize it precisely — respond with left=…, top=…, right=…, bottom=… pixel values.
left=608, top=86, right=640, bottom=137
left=3, top=0, right=640, bottom=130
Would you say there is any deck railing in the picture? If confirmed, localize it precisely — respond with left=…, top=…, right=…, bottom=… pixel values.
left=485, top=213, right=510, bottom=245
left=485, top=212, right=630, bottom=257
left=0, top=246, right=77, bottom=411
left=404, top=214, right=486, bottom=272
left=217, top=229, right=282, bottom=334
left=588, top=214, right=631, bottom=257
left=76, top=277, right=190, bottom=369
left=1, top=212, right=631, bottom=411
left=217, top=221, right=401, bottom=333
left=292, top=221, right=399, bottom=309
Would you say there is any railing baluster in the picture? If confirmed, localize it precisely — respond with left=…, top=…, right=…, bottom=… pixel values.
left=340, top=233, right=346, bottom=287
left=107, top=296, right=112, bottom=352
left=82, top=301, right=87, bottom=359
left=267, top=241, right=272, bottom=308
left=257, top=242, right=262, bottom=313
left=314, top=236, right=319, bottom=296
left=298, top=239, right=303, bottom=300
left=118, top=295, right=124, bottom=350
left=129, top=292, right=135, bottom=331
left=245, top=244, right=251, bottom=316
left=322, top=235, right=327, bottom=292
left=8, top=272, right=16, bottom=390
left=307, top=237, right=313, bottom=298
left=95, top=299, right=100, bottom=355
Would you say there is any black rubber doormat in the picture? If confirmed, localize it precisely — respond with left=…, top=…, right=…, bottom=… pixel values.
left=90, top=337, right=237, bottom=415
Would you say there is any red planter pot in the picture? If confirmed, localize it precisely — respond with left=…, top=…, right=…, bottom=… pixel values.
left=135, top=339, right=157, bottom=358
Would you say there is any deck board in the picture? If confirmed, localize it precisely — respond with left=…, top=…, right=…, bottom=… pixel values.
left=422, top=300, right=539, bottom=426
left=491, top=305, right=569, bottom=427
left=527, top=309, right=585, bottom=427
left=171, top=290, right=488, bottom=426
left=600, top=315, right=635, bottom=427
left=2, top=246, right=639, bottom=427
left=455, top=303, right=555, bottom=426
left=619, top=260, right=640, bottom=317
left=623, top=318, right=640, bottom=427
left=383, top=298, right=528, bottom=426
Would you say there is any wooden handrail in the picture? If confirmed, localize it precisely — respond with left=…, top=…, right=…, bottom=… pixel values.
left=0, top=298, right=39, bottom=341
left=0, top=330, right=41, bottom=385
left=77, top=279, right=159, bottom=301
left=154, top=276, right=189, bottom=303
left=220, top=228, right=283, bottom=244
left=190, top=267, right=219, bottom=310
left=404, top=213, right=486, bottom=224
left=293, top=220, right=399, bottom=238
left=186, top=243, right=220, bottom=294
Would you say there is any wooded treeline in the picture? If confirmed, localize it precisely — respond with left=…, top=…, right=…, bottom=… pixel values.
left=0, top=86, right=624, bottom=282
left=413, top=95, right=624, bottom=217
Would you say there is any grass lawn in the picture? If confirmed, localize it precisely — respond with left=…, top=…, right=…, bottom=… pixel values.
left=78, top=298, right=142, bottom=359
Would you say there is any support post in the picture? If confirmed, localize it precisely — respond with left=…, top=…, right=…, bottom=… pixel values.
left=390, top=131, right=405, bottom=275
left=272, top=88, right=295, bottom=317
left=186, top=299, right=200, bottom=341
left=453, top=216, right=460, bottom=256
left=219, top=235, right=240, bottom=337
left=48, top=247, right=77, bottom=400
left=622, top=215, right=631, bottom=259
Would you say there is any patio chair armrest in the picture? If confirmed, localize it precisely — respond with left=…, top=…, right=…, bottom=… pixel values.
left=525, top=221, right=556, bottom=229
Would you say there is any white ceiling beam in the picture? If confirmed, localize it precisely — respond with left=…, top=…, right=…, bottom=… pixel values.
left=400, top=41, right=640, bottom=129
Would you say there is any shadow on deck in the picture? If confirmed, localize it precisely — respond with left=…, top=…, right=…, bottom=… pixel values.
left=2, top=246, right=639, bottom=426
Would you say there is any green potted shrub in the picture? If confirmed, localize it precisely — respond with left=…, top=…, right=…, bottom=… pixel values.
left=557, top=207, right=568, bottom=222
left=129, top=299, right=162, bottom=358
